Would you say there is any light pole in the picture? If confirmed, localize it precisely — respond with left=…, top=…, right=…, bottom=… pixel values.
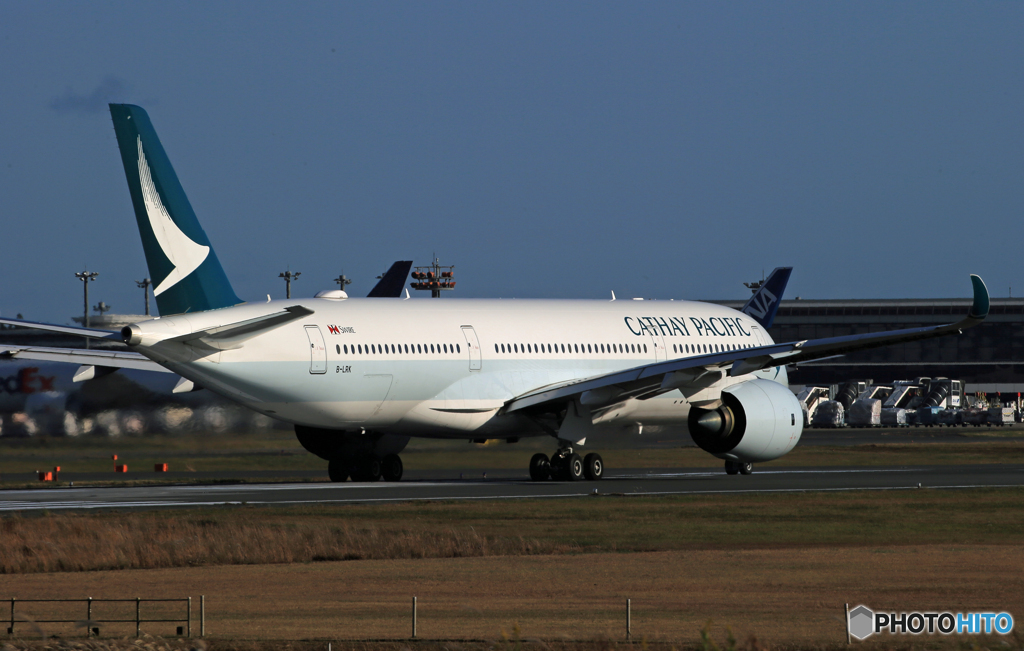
left=75, top=269, right=98, bottom=349
left=136, top=278, right=152, bottom=316
left=279, top=270, right=301, bottom=299
left=333, top=273, right=352, bottom=294
left=93, top=301, right=111, bottom=318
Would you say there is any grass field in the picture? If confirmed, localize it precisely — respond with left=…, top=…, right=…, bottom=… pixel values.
left=3, top=543, right=1021, bottom=645
left=2, top=488, right=1022, bottom=573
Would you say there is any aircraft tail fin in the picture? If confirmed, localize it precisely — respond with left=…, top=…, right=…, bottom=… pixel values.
left=741, top=267, right=792, bottom=329
left=109, top=104, right=241, bottom=315
left=367, top=261, right=413, bottom=298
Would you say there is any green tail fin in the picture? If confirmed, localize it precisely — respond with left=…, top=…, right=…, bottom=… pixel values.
left=109, top=104, right=241, bottom=315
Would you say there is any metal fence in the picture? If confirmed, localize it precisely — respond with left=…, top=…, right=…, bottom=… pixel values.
left=6, top=596, right=205, bottom=638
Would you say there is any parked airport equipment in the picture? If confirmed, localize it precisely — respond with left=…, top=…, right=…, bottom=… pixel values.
left=796, top=386, right=831, bottom=427
left=812, top=400, right=845, bottom=428
left=848, top=398, right=882, bottom=427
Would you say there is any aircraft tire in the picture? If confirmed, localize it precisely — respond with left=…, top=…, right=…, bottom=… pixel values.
left=381, top=454, right=404, bottom=482
left=566, top=453, right=584, bottom=481
left=328, top=459, right=350, bottom=482
left=725, top=460, right=739, bottom=475
left=352, top=455, right=383, bottom=482
left=739, top=462, right=753, bottom=475
left=583, top=453, right=603, bottom=481
left=529, top=453, right=550, bottom=481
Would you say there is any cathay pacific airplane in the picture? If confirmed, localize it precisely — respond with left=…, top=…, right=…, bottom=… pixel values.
left=0, top=105, right=991, bottom=483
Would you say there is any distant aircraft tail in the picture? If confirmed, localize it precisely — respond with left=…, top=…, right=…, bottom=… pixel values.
left=367, top=261, right=413, bottom=298
left=109, top=104, right=241, bottom=316
left=741, top=267, right=792, bottom=329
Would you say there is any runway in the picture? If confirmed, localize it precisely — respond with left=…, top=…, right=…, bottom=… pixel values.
left=1, top=463, right=1021, bottom=512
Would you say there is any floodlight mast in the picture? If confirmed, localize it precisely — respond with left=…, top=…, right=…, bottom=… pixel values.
left=74, top=269, right=99, bottom=349
left=279, top=270, right=301, bottom=299
left=410, top=256, right=455, bottom=298
left=333, top=273, right=353, bottom=293
left=136, top=278, right=152, bottom=316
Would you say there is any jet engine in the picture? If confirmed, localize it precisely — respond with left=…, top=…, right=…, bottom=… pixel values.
left=687, top=378, right=802, bottom=462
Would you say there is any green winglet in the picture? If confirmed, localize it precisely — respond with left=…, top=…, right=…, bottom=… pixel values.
left=969, top=274, right=990, bottom=319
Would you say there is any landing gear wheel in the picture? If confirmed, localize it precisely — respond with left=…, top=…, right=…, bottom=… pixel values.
left=583, top=453, right=603, bottom=481
left=529, top=453, right=551, bottom=481
left=739, top=462, right=753, bottom=475
left=724, top=460, right=739, bottom=475
left=328, top=459, right=349, bottom=482
left=549, top=453, right=566, bottom=481
left=381, top=454, right=404, bottom=482
left=352, top=455, right=382, bottom=482
left=565, top=453, right=584, bottom=481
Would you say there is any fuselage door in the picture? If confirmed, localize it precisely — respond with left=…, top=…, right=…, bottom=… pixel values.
left=648, top=332, right=667, bottom=362
left=304, top=325, right=327, bottom=374
left=751, top=325, right=768, bottom=347
left=461, top=325, right=482, bottom=371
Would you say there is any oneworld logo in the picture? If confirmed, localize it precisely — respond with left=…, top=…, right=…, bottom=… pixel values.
left=849, top=605, right=1014, bottom=640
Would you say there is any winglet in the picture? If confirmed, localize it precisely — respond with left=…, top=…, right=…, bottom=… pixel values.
left=969, top=274, right=989, bottom=319
left=741, top=267, right=792, bottom=329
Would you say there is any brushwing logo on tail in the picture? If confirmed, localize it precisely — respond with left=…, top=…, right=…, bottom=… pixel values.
left=136, top=136, right=209, bottom=296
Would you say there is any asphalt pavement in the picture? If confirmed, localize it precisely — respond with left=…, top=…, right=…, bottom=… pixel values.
left=1, top=463, right=1020, bottom=512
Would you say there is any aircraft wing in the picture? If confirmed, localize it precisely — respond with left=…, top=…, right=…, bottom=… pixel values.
left=0, top=345, right=171, bottom=373
left=504, top=274, right=989, bottom=414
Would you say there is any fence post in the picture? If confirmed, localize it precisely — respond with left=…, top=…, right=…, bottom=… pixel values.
left=9, top=598, right=14, bottom=637
left=135, top=597, right=141, bottom=638
left=845, top=603, right=851, bottom=645
left=87, top=597, right=92, bottom=637
left=412, top=597, right=417, bottom=638
left=200, top=595, right=205, bottom=638
left=627, top=598, right=632, bottom=640
left=187, top=597, right=192, bottom=638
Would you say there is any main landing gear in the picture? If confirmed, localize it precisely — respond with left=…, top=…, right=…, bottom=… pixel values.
left=328, top=453, right=404, bottom=482
left=529, top=447, right=603, bottom=481
left=724, top=460, right=753, bottom=475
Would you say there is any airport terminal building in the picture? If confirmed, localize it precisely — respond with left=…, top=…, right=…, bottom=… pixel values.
left=716, top=297, right=1024, bottom=395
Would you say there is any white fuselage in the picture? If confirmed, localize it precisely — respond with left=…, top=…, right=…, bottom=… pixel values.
left=132, top=297, right=787, bottom=440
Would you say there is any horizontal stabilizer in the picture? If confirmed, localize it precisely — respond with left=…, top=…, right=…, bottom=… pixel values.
left=164, top=305, right=314, bottom=351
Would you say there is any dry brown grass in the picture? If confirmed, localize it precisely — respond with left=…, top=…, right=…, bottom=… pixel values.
left=3, top=546, right=1022, bottom=645
left=3, top=488, right=1023, bottom=574
left=0, top=515, right=572, bottom=573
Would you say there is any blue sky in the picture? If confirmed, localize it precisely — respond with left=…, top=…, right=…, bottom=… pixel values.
left=2, top=2, right=1022, bottom=323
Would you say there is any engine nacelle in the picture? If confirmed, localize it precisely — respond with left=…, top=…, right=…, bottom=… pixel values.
left=688, top=378, right=803, bottom=462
